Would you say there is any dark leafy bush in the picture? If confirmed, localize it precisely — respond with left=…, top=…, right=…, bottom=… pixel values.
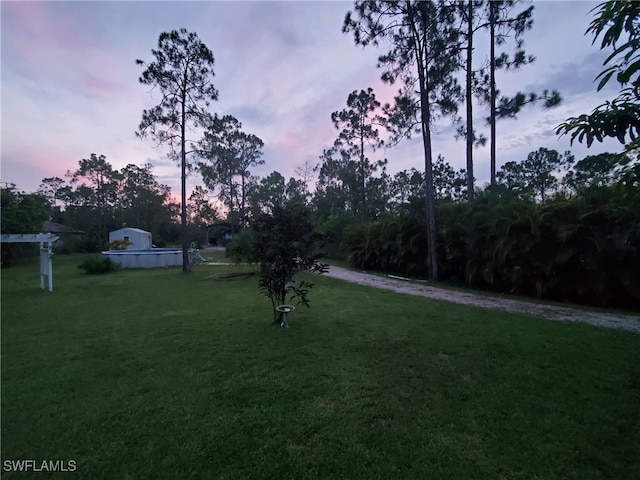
left=225, top=230, right=256, bottom=265
left=78, top=256, right=121, bottom=274
left=341, top=179, right=640, bottom=308
left=314, top=211, right=359, bottom=259
left=342, top=214, right=427, bottom=277
left=341, top=223, right=370, bottom=268
left=75, top=237, right=102, bottom=253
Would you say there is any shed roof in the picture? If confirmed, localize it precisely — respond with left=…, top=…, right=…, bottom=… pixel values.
left=42, top=220, right=85, bottom=234
left=110, top=227, right=150, bottom=235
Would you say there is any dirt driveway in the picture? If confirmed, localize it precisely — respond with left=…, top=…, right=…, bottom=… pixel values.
left=323, top=265, right=640, bottom=335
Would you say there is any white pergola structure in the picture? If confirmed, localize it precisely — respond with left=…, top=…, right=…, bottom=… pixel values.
left=1, top=233, right=60, bottom=292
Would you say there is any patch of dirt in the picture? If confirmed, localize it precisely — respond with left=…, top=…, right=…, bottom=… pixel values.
left=322, top=265, right=640, bottom=335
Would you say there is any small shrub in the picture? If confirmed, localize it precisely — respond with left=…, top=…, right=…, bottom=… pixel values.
left=252, top=205, right=328, bottom=323
left=78, top=256, right=121, bottom=274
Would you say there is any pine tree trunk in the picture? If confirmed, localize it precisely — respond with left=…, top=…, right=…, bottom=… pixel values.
left=466, top=0, right=475, bottom=201
left=490, top=3, right=497, bottom=185
left=408, top=0, right=438, bottom=282
left=420, top=74, right=438, bottom=282
left=180, top=89, right=190, bottom=273
left=241, top=173, right=246, bottom=229
left=360, top=135, right=366, bottom=221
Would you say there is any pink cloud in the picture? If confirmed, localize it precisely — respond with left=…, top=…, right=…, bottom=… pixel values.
left=3, top=2, right=126, bottom=100
left=278, top=134, right=299, bottom=149
left=81, top=72, right=127, bottom=99
left=6, top=2, right=97, bottom=54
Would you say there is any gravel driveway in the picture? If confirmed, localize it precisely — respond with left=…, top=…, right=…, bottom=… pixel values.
left=323, top=265, right=640, bottom=335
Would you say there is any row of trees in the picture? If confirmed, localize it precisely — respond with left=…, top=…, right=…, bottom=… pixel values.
left=1, top=149, right=314, bottom=256
left=131, top=0, right=627, bottom=278
left=131, top=0, right=562, bottom=274
left=327, top=0, right=637, bottom=283
left=6, top=146, right=617, bottom=244
left=313, top=0, right=638, bottom=308
left=339, top=151, right=640, bottom=308
left=3, top=155, right=219, bottom=258
left=332, top=0, right=564, bottom=280
left=326, top=0, right=638, bottom=308
left=38, top=155, right=177, bottom=244
left=4, top=143, right=637, bottom=308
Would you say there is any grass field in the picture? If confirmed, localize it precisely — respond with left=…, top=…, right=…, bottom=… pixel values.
left=198, top=248, right=229, bottom=263
left=2, top=254, right=639, bottom=479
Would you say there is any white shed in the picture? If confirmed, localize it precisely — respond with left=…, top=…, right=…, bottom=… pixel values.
left=109, top=227, right=152, bottom=250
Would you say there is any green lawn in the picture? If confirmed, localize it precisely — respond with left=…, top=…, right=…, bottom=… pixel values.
left=199, top=248, right=229, bottom=263
left=2, top=254, right=639, bottom=479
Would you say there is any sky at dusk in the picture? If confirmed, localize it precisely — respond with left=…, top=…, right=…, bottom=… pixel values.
left=0, top=0, right=624, bottom=202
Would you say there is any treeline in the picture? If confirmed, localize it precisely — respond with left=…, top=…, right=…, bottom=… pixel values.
left=0, top=151, right=308, bottom=258
left=3, top=147, right=638, bottom=308
left=308, top=0, right=640, bottom=309
left=41, top=155, right=181, bottom=250
left=334, top=152, right=640, bottom=309
left=2, top=155, right=207, bottom=260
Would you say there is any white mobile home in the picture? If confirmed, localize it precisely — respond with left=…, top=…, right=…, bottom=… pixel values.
left=109, top=227, right=152, bottom=250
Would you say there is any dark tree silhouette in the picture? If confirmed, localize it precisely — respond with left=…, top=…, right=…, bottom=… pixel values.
left=136, top=29, right=219, bottom=272
left=344, top=0, right=463, bottom=281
